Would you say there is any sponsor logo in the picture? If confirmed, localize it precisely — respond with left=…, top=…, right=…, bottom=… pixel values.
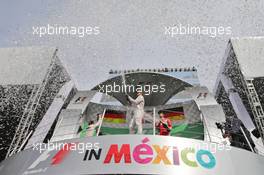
left=23, top=143, right=74, bottom=174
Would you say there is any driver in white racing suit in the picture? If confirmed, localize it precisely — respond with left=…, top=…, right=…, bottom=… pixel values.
left=126, top=91, right=145, bottom=134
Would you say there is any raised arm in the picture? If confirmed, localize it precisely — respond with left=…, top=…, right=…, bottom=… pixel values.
left=128, top=95, right=143, bottom=105
left=167, top=119, right=172, bottom=129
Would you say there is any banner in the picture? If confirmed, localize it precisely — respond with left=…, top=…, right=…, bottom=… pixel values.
left=1, top=135, right=264, bottom=175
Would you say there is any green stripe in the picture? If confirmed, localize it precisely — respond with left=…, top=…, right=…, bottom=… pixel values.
left=100, top=127, right=129, bottom=135
left=97, top=122, right=204, bottom=140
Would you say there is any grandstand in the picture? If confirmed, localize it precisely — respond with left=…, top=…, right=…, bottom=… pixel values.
left=214, top=37, right=264, bottom=150
left=0, top=47, right=73, bottom=161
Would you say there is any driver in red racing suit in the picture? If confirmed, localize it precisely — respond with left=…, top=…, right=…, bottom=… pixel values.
left=156, top=112, right=172, bottom=136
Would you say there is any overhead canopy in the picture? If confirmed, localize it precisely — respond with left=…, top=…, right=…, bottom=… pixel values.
left=231, top=37, right=264, bottom=79
left=92, top=72, right=192, bottom=106
left=0, top=47, right=57, bottom=85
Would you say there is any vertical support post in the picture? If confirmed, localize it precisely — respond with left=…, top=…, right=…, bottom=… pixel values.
left=240, top=126, right=254, bottom=152
left=122, top=73, right=127, bottom=94
left=200, top=113, right=212, bottom=142
left=18, top=130, right=33, bottom=152
left=153, top=107, right=156, bottom=135
left=97, top=109, right=106, bottom=136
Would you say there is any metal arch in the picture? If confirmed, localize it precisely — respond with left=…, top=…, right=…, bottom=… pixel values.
left=92, top=72, right=192, bottom=106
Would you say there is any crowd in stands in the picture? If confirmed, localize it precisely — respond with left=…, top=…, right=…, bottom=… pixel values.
left=0, top=61, right=70, bottom=162
left=253, top=77, right=264, bottom=110
left=223, top=54, right=255, bottom=124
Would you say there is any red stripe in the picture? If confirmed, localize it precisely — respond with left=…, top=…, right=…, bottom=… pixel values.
left=104, top=113, right=125, bottom=119
left=52, top=143, right=75, bottom=165
left=164, top=112, right=184, bottom=118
